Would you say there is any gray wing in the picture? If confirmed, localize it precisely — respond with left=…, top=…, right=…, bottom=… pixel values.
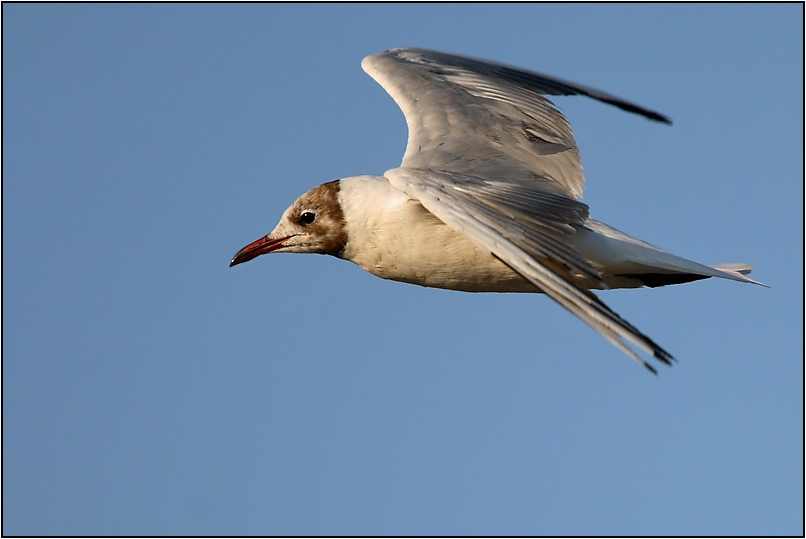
left=386, top=168, right=674, bottom=372
left=365, top=48, right=674, bottom=369
left=362, top=48, right=671, bottom=199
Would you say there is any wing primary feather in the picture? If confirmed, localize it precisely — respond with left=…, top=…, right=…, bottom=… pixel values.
left=380, top=48, right=672, bottom=125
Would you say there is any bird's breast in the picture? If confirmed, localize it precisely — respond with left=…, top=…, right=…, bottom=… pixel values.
left=338, top=176, right=539, bottom=293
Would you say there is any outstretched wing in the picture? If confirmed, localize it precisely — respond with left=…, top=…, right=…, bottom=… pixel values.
left=365, top=48, right=674, bottom=370
left=386, top=167, right=674, bottom=373
left=363, top=48, right=670, bottom=199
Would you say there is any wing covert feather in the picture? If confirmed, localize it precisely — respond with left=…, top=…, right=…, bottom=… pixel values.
left=363, top=48, right=671, bottom=198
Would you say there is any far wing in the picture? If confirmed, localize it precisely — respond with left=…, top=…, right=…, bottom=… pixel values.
left=386, top=167, right=675, bottom=372
left=363, top=48, right=670, bottom=199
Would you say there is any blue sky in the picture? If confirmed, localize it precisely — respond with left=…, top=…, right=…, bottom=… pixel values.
left=3, top=4, right=802, bottom=536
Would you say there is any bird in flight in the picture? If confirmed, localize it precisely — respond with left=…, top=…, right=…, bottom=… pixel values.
left=231, top=48, right=763, bottom=373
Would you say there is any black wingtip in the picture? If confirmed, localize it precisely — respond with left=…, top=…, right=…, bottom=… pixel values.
left=649, top=112, right=673, bottom=126
left=645, top=348, right=676, bottom=375
left=653, top=348, right=676, bottom=367
left=611, top=101, right=672, bottom=125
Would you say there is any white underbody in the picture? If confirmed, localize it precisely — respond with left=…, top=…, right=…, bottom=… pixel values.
left=338, top=176, right=757, bottom=293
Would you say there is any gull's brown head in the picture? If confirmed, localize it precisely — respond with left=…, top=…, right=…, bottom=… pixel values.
left=230, top=180, right=347, bottom=267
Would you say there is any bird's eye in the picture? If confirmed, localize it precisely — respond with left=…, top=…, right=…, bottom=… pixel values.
left=299, top=211, right=316, bottom=226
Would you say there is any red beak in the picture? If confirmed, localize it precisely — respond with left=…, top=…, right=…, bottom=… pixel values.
left=230, top=235, right=295, bottom=267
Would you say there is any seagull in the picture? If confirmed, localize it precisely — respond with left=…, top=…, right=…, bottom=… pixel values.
left=230, top=48, right=763, bottom=373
